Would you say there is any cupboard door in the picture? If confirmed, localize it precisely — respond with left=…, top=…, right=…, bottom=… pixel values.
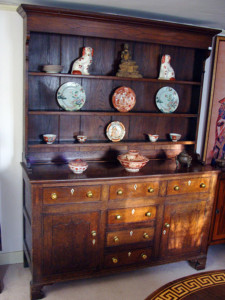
left=43, top=211, right=100, bottom=275
left=212, top=179, right=225, bottom=241
left=160, top=201, right=207, bottom=258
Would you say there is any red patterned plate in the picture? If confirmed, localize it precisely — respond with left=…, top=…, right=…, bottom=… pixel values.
left=112, top=87, right=136, bottom=112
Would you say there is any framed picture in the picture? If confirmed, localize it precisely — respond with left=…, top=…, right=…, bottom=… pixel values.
left=203, top=36, right=225, bottom=165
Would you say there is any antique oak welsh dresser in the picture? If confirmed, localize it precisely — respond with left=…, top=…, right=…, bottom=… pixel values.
left=18, top=4, right=221, bottom=300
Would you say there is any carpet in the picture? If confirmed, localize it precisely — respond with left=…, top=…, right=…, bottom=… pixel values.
left=145, top=270, right=225, bottom=300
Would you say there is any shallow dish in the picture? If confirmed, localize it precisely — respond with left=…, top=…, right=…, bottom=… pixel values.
left=117, top=150, right=149, bottom=172
left=43, top=64, right=63, bottom=73
left=112, top=86, right=136, bottom=112
left=156, top=86, right=179, bottom=113
left=106, top=121, right=125, bottom=142
left=57, top=82, right=86, bottom=111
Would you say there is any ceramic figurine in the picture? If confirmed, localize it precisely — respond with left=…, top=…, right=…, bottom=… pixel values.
left=71, top=47, right=93, bottom=75
left=116, top=44, right=142, bottom=78
left=176, top=151, right=192, bottom=168
left=158, top=54, right=175, bottom=80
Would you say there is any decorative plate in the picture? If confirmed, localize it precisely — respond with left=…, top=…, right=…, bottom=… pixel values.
left=57, top=82, right=86, bottom=111
left=112, top=86, right=136, bottom=112
left=106, top=121, right=125, bottom=142
left=155, top=86, right=179, bottom=113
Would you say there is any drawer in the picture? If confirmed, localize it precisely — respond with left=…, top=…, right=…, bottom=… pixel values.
left=106, top=227, right=155, bottom=246
left=109, top=182, right=159, bottom=200
left=43, top=185, right=101, bottom=204
left=104, top=248, right=152, bottom=268
left=167, top=177, right=210, bottom=196
left=108, top=206, right=156, bottom=225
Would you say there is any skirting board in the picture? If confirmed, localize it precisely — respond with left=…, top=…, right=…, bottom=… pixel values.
left=0, top=251, right=23, bottom=265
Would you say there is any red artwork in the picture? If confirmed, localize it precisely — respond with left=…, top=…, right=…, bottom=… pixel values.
left=203, top=36, right=225, bottom=164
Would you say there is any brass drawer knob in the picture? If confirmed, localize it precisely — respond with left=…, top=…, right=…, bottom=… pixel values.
left=200, top=183, right=206, bottom=188
left=141, top=253, right=148, bottom=260
left=115, top=215, right=122, bottom=220
left=174, top=185, right=180, bottom=191
left=117, top=189, right=123, bottom=195
left=164, top=223, right=170, bottom=228
left=145, top=212, right=151, bottom=217
left=148, top=187, right=154, bottom=193
left=113, top=236, right=119, bottom=243
left=86, top=191, right=93, bottom=198
left=91, top=230, right=97, bottom=237
left=143, top=233, right=149, bottom=239
left=112, top=257, right=118, bottom=264
left=51, top=192, right=57, bottom=200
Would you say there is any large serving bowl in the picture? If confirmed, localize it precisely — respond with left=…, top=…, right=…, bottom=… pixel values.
left=117, top=150, right=149, bottom=172
left=68, top=159, right=88, bottom=174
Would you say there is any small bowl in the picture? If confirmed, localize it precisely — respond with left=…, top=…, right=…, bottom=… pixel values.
left=77, top=135, right=87, bottom=143
left=43, top=65, right=63, bottom=73
left=147, top=134, right=159, bottom=142
left=68, top=159, right=88, bottom=174
left=170, top=133, right=181, bottom=142
left=43, top=134, right=56, bottom=144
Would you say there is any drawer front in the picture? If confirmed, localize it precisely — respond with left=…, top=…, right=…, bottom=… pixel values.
left=106, top=227, right=155, bottom=246
left=108, top=206, right=156, bottom=225
left=109, top=182, right=159, bottom=200
left=43, top=185, right=101, bottom=204
left=104, top=248, right=152, bottom=268
left=167, top=177, right=210, bottom=196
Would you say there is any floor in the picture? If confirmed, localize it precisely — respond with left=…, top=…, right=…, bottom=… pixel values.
left=0, top=244, right=225, bottom=300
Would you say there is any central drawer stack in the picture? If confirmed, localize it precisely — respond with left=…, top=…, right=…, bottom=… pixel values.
left=104, top=182, right=159, bottom=268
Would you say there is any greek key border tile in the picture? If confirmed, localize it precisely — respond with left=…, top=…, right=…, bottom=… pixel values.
left=151, top=271, right=225, bottom=300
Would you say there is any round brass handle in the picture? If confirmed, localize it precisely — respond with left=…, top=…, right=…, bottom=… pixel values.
left=165, top=223, right=170, bottom=228
left=141, top=253, right=148, bottom=260
left=91, top=230, right=97, bottom=237
left=86, top=191, right=93, bottom=198
left=200, top=183, right=206, bottom=188
left=113, top=236, right=119, bottom=243
left=51, top=192, right=57, bottom=200
left=117, top=189, right=123, bottom=195
left=148, top=188, right=154, bottom=193
left=115, top=215, right=122, bottom=220
left=143, top=233, right=149, bottom=239
left=145, top=212, right=151, bottom=217
left=112, top=257, right=118, bottom=264
left=174, top=186, right=180, bottom=191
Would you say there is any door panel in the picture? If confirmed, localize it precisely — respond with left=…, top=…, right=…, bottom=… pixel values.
left=212, top=179, right=225, bottom=241
left=160, top=201, right=207, bottom=258
left=43, top=211, right=100, bottom=275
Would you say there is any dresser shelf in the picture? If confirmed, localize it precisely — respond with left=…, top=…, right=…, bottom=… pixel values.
left=28, top=72, right=201, bottom=86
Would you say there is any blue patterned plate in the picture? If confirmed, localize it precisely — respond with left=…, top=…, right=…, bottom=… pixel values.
left=156, top=86, right=179, bottom=113
left=57, top=82, right=86, bottom=111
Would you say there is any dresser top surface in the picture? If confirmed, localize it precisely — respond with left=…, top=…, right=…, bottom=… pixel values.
left=21, top=160, right=219, bottom=184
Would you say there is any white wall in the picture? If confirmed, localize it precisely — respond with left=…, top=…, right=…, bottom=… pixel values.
left=0, top=5, right=23, bottom=264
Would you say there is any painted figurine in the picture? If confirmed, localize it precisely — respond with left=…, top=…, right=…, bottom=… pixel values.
left=158, top=54, right=175, bottom=80
left=71, top=47, right=93, bottom=75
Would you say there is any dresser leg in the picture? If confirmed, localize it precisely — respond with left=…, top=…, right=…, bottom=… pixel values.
left=189, top=256, right=206, bottom=270
left=23, top=252, right=29, bottom=268
left=30, top=282, right=45, bottom=300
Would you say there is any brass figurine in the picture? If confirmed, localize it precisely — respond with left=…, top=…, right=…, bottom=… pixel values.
left=116, top=44, right=142, bottom=78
